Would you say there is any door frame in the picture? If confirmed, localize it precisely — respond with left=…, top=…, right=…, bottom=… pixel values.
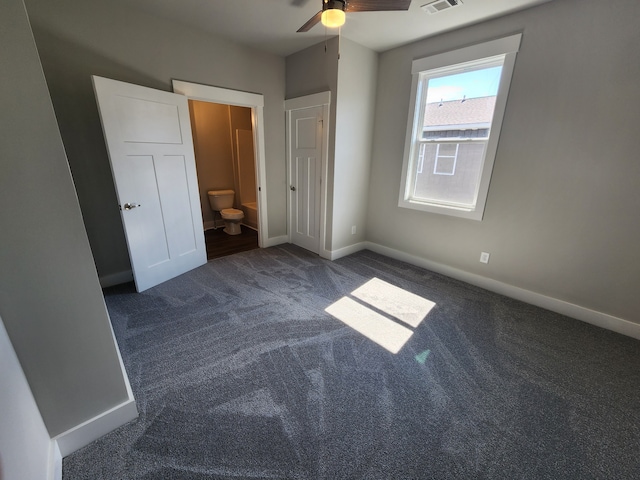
left=172, top=80, right=269, bottom=248
left=285, top=91, right=331, bottom=258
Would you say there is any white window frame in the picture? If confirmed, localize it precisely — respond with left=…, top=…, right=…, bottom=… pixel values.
left=398, top=34, right=522, bottom=220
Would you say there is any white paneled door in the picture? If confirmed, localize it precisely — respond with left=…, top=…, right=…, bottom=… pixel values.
left=92, top=76, right=206, bottom=292
left=288, top=105, right=324, bottom=254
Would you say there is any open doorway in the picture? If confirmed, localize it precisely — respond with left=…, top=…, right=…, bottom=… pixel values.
left=188, top=100, right=259, bottom=259
left=172, top=80, right=269, bottom=257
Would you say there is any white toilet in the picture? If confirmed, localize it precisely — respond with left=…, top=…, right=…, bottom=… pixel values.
left=207, top=190, right=244, bottom=235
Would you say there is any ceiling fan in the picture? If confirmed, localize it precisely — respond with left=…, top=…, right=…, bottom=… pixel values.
left=297, top=0, right=412, bottom=32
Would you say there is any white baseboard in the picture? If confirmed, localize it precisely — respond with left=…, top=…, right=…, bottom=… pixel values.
left=99, top=270, right=133, bottom=288
left=262, top=235, right=289, bottom=248
left=53, top=398, right=138, bottom=457
left=328, top=242, right=367, bottom=260
left=288, top=241, right=365, bottom=260
left=48, top=440, right=62, bottom=480
left=364, top=241, right=640, bottom=340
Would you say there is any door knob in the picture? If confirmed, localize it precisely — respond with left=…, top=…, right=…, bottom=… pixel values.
left=290, top=186, right=296, bottom=191
left=122, top=203, right=140, bottom=210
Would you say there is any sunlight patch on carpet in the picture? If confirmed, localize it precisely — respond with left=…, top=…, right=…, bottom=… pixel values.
left=352, top=278, right=435, bottom=328
left=325, top=278, right=435, bottom=354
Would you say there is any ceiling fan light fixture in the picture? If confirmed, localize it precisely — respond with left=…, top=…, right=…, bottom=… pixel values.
left=298, top=0, right=410, bottom=33
left=321, top=8, right=346, bottom=28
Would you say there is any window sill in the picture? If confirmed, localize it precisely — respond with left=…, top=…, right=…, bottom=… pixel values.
left=398, top=198, right=483, bottom=221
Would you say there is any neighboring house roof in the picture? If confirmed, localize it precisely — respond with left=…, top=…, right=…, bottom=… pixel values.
left=424, top=96, right=496, bottom=129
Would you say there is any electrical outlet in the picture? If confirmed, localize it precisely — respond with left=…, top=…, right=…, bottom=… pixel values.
left=480, top=252, right=490, bottom=264
left=351, top=225, right=357, bottom=235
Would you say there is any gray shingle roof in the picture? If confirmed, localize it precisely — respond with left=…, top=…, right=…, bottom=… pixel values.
left=424, top=96, right=496, bottom=128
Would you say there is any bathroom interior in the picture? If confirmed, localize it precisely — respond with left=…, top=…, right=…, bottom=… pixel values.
left=188, top=99, right=259, bottom=259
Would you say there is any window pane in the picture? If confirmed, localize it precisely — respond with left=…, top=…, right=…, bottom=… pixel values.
left=426, top=66, right=503, bottom=104
left=437, top=143, right=458, bottom=157
left=413, top=142, right=487, bottom=206
left=411, top=64, right=502, bottom=208
left=434, top=156, right=456, bottom=175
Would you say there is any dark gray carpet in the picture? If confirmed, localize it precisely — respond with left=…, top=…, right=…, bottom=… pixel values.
left=63, top=245, right=640, bottom=479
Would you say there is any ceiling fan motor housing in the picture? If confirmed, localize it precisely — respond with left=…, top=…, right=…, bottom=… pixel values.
left=324, top=0, right=346, bottom=12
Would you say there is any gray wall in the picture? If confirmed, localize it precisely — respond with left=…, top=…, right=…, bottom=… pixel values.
left=0, top=0, right=131, bottom=436
left=285, top=37, right=340, bottom=100
left=332, top=38, right=377, bottom=250
left=286, top=37, right=377, bottom=252
left=24, top=0, right=287, bottom=280
left=367, top=0, right=640, bottom=323
left=286, top=38, right=340, bottom=250
left=0, top=316, right=52, bottom=480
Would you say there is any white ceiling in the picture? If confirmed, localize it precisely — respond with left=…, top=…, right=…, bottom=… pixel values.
left=121, top=0, right=553, bottom=57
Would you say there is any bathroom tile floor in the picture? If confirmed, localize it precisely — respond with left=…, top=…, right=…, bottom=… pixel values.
left=205, top=226, right=259, bottom=260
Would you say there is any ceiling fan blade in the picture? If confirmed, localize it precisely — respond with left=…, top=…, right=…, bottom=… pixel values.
left=346, top=0, right=412, bottom=12
left=291, top=0, right=311, bottom=6
left=297, top=10, right=322, bottom=32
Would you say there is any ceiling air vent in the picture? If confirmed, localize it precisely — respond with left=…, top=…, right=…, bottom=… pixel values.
left=421, top=0, right=463, bottom=14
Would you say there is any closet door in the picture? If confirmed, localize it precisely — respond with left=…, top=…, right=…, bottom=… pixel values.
left=287, top=105, right=324, bottom=254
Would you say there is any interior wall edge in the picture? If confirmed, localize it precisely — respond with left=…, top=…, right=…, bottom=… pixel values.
left=99, top=269, right=134, bottom=288
left=48, top=439, right=62, bottom=480
left=53, top=398, right=138, bottom=457
left=327, top=241, right=368, bottom=261
left=263, top=235, right=289, bottom=248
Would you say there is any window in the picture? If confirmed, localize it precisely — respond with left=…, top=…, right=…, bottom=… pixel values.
left=399, top=34, right=521, bottom=220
